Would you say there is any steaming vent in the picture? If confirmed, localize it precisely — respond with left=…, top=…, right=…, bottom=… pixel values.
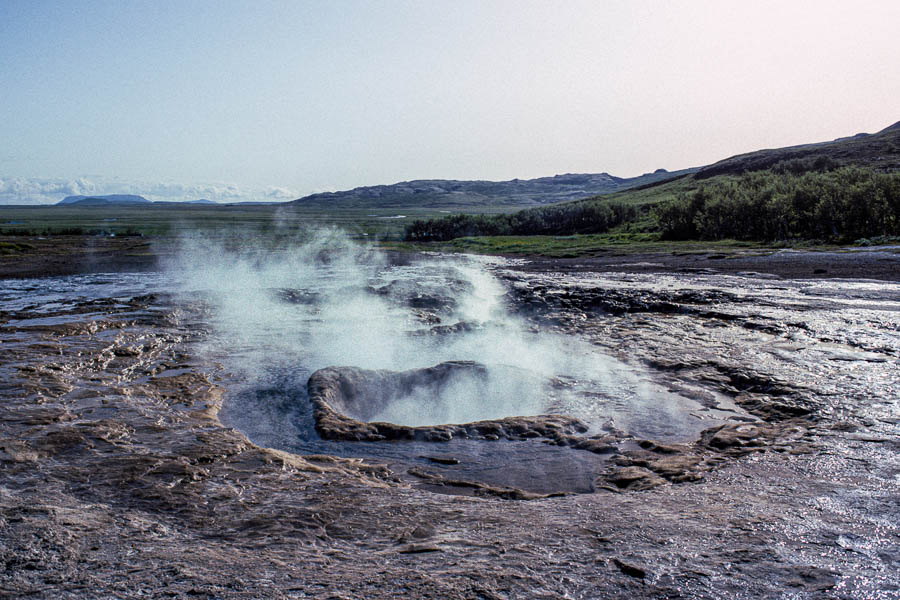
left=308, top=360, right=588, bottom=443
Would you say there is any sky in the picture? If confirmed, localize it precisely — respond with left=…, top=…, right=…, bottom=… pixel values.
left=1, top=0, right=899, bottom=204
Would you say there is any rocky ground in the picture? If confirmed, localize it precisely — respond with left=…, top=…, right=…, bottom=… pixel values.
left=516, top=245, right=900, bottom=281
left=1, top=248, right=898, bottom=598
left=2, top=234, right=899, bottom=281
left=0, top=236, right=160, bottom=279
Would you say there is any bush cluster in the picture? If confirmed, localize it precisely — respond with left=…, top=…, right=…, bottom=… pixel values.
left=654, top=168, right=900, bottom=242
left=0, top=227, right=143, bottom=237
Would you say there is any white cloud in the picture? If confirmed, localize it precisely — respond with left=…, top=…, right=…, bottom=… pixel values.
left=0, top=176, right=301, bottom=205
left=0, top=177, right=102, bottom=202
left=264, top=186, right=299, bottom=200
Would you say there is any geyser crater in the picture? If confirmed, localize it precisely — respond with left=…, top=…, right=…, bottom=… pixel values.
left=308, top=360, right=589, bottom=442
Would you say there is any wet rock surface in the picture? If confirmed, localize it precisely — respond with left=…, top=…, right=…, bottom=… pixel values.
left=1, top=257, right=899, bottom=598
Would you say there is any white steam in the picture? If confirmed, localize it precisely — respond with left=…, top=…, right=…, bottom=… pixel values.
left=167, top=229, right=696, bottom=437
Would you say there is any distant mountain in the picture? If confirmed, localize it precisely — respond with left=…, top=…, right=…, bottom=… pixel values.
left=289, top=168, right=698, bottom=209
left=59, top=195, right=223, bottom=206
left=695, top=121, right=900, bottom=179
left=58, top=194, right=151, bottom=206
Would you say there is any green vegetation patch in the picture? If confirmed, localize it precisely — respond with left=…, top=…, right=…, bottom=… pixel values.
left=386, top=233, right=772, bottom=258
left=0, top=241, right=35, bottom=255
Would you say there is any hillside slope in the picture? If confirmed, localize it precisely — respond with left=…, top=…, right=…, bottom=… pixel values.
left=572, top=119, right=900, bottom=209
left=695, top=121, right=900, bottom=179
left=290, top=168, right=697, bottom=209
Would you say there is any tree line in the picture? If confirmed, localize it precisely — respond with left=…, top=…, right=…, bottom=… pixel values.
left=404, top=201, right=637, bottom=241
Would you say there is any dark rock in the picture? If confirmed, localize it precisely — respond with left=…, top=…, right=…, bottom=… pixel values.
left=647, top=455, right=703, bottom=481
left=614, top=442, right=705, bottom=483
left=407, top=294, right=457, bottom=311
left=612, top=557, right=647, bottom=579
left=396, top=543, right=443, bottom=554
left=569, top=436, right=618, bottom=454
left=784, top=566, right=838, bottom=591
left=703, top=424, right=764, bottom=450
left=368, top=278, right=467, bottom=313
left=272, top=288, right=320, bottom=305
left=636, top=440, right=685, bottom=454
left=697, top=422, right=797, bottom=457
left=602, top=466, right=666, bottom=491
left=422, top=456, right=459, bottom=465
left=410, top=321, right=480, bottom=336
left=503, top=278, right=744, bottom=318
left=407, top=467, right=563, bottom=500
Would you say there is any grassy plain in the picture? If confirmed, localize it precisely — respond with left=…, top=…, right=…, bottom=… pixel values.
left=0, top=203, right=520, bottom=241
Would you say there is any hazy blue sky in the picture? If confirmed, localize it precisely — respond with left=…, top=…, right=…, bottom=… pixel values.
left=2, top=0, right=899, bottom=203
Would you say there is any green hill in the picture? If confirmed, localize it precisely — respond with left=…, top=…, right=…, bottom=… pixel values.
left=406, top=121, right=900, bottom=244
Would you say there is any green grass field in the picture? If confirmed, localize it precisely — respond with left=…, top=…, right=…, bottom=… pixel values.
left=0, top=203, right=521, bottom=241
left=384, top=233, right=791, bottom=258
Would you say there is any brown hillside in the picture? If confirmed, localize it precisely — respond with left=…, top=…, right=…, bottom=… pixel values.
left=695, top=121, right=900, bottom=179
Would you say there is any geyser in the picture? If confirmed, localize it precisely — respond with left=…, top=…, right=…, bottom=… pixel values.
left=170, top=230, right=741, bottom=453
